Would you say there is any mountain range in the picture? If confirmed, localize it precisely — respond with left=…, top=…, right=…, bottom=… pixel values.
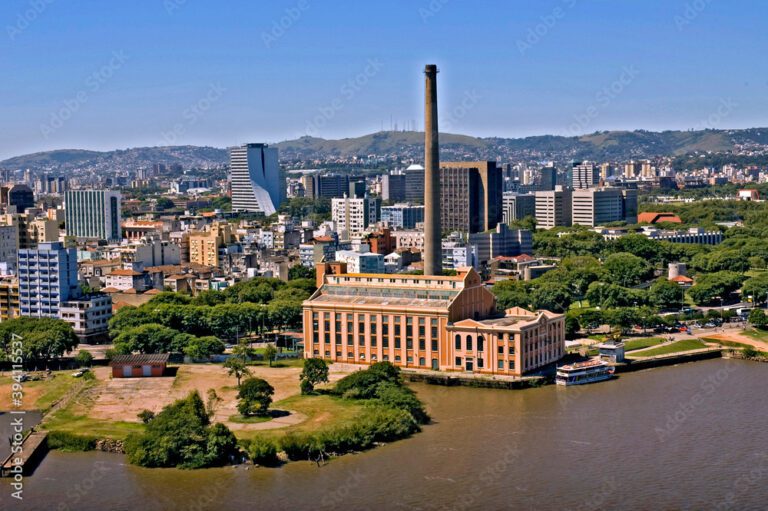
left=3, top=128, right=768, bottom=172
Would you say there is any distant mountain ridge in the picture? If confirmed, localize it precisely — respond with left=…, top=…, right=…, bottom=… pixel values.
left=3, top=128, right=768, bottom=171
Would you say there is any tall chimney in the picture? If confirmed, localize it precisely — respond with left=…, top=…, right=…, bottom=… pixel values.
left=423, top=64, right=442, bottom=276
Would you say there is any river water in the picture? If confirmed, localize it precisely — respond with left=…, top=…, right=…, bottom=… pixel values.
left=3, top=359, right=768, bottom=510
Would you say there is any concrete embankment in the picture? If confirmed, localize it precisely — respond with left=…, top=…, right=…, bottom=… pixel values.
left=616, top=348, right=723, bottom=373
left=1, top=431, right=48, bottom=477
left=404, top=372, right=546, bottom=389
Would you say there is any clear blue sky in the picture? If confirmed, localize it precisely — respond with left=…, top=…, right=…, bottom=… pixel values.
left=1, top=0, right=767, bottom=160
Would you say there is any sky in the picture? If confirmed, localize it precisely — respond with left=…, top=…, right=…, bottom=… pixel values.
left=1, top=0, right=767, bottom=160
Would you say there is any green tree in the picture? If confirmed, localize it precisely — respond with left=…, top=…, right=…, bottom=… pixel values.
left=742, top=274, right=768, bottom=305
left=491, top=280, right=530, bottom=310
left=530, top=282, right=572, bottom=313
left=237, top=377, right=275, bottom=417
left=0, top=317, right=79, bottom=366
left=603, top=252, right=654, bottom=287
left=183, top=336, right=226, bottom=360
left=224, top=357, right=251, bottom=387
left=263, top=344, right=278, bottom=367
left=300, top=358, right=329, bottom=394
left=749, top=309, right=768, bottom=329
left=649, top=278, right=685, bottom=310
left=74, top=351, right=93, bottom=368
left=113, top=324, right=181, bottom=354
left=289, top=265, right=315, bottom=281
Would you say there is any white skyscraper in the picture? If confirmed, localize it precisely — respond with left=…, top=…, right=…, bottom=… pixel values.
left=230, top=143, right=284, bottom=215
left=65, top=190, right=122, bottom=241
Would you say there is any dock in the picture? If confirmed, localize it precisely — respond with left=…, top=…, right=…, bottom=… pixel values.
left=1, top=431, right=49, bottom=477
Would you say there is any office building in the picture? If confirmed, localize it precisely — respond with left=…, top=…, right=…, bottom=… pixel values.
left=18, top=242, right=80, bottom=318
left=332, top=196, right=380, bottom=240
left=572, top=161, right=599, bottom=189
left=65, top=190, right=122, bottom=241
left=381, top=174, right=407, bottom=202
left=502, top=192, right=536, bottom=224
left=230, top=143, right=284, bottom=214
left=189, top=222, right=233, bottom=267
left=381, top=203, right=425, bottom=229
left=468, top=224, right=533, bottom=266
left=440, top=161, right=503, bottom=234
left=572, top=188, right=638, bottom=227
left=538, top=165, right=557, bottom=191
left=335, top=248, right=385, bottom=274
left=404, top=165, right=425, bottom=203
left=535, top=188, right=572, bottom=229
left=1, top=184, right=35, bottom=213
left=299, top=175, right=315, bottom=199
left=303, top=266, right=565, bottom=376
left=314, top=174, right=350, bottom=199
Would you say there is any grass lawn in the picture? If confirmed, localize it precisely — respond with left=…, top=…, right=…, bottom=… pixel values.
left=623, top=337, right=666, bottom=352
left=234, top=393, right=367, bottom=441
left=0, top=371, right=84, bottom=412
left=740, top=328, right=768, bottom=342
left=631, top=338, right=708, bottom=358
left=229, top=414, right=273, bottom=424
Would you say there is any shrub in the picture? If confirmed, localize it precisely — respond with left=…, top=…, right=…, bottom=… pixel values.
left=137, top=410, right=155, bottom=424
left=375, top=383, right=430, bottom=424
left=248, top=436, right=279, bottom=466
left=334, top=362, right=401, bottom=399
left=47, top=431, right=97, bottom=451
left=237, top=377, right=275, bottom=417
left=75, top=351, right=93, bottom=367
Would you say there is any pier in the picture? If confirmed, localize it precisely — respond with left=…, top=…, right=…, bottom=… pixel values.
left=1, top=431, right=49, bottom=477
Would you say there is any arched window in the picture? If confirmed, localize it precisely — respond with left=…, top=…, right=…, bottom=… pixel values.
left=477, top=335, right=485, bottom=352
left=455, top=334, right=461, bottom=349
left=466, top=336, right=473, bottom=351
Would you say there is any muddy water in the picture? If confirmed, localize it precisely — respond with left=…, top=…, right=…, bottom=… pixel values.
left=4, top=359, right=768, bottom=510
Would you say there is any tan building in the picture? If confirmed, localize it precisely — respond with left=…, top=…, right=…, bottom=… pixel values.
left=0, top=278, right=19, bottom=322
left=188, top=222, right=232, bottom=267
left=303, top=267, right=564, bottom=377
left=0, top=214, right=59, bottom=249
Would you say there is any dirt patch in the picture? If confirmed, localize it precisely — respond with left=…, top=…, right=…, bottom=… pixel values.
left=703, top=332, right=768, bottom=351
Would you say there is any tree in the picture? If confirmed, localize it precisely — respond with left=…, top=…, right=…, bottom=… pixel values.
left=688, top=271, right=746, bottom=306
left=564, top=314, right=581, bottom=339
left=649, top=278, right=685, bottom=310
left=492, top=280, right=530, bottom=310
left=224, top=357, right=251, bottom=387
left=742, top=274, right=768, bottom=305
left=300, top=358, right=329, bottom=394
left=113, top=324, right=180, bottom=354
left=75, top=351, right=93, bottom=368
left=288, top=264, right=315, bottom=281
left=530, top=282, right=572, bottom=313
left=125, top=391, right=237, bottom=468
left=263, top=344, right=277, bottom=367
left=603, top=252, right=654, bottom=287
left=237, top=377, right=275, bottom=417
left=749, top=309, right=768, bottom=329
left=0, top=317, right=79, bottom=367
left=184, top=336, right=226, bottom=360
left=155, top=197, right=176, bottom=211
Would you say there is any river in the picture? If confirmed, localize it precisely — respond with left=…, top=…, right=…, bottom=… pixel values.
left=3, top=359, right=768, bottom=510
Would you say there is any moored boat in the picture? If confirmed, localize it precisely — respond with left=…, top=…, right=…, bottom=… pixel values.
left=556, top=359, right=615, bottom=386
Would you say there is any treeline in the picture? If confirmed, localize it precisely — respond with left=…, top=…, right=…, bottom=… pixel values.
left=109, top=276, right=315, bottom=355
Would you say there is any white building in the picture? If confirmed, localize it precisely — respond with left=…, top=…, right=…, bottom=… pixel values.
left=572, top=188, right=638, bottom=227
left=535, top=188, right=572, bottom=229
left=336, top=247, right=385, bottom=274
left=65, top=190, right=122, bottom=241
left=230, top=143, right=284, bottom=215
left=331, top=196, right=380, bottom=241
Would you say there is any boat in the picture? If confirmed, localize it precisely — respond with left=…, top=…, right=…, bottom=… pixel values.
left=556, top=359, right=615, bottom=386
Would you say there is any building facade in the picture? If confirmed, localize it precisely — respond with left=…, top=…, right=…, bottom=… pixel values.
left=502, top=192, right=536, bottom=224
left=381, top=203, right=425, bottom=229
left=535, top=188, right=572, bottom=229
left=303, top=268, right=564, bottom=377
left=65, top=190, right=122, bottom=241
left=571, top=188, right=638, bottom=227
left=332, top=196, right=380, bottom=240
left=440, top=161, right=503, bottom=234
left=230, top=143, right=283, bottom=214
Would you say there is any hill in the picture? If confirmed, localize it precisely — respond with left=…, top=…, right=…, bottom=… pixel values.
left=3, top=128, right=768, bottom=172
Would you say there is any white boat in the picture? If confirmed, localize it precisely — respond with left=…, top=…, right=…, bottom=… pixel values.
left=556, top=359, right=615, bottom=386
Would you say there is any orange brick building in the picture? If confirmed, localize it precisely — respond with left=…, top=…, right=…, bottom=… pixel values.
left=302, top=267, right=564, bottom=376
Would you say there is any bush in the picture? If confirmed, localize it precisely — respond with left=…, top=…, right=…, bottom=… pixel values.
left=237, top=377, right=275, bottom=417
left=334, top=362, right=401, bottom=399
left=743, top=346, right=759, bottom=359
left=248, top=436, right=279, bottom=466
left=137, top=410, right=155, bottom=424
left=47, top=431, right=97, bottom=451
left=375, top=383, right=430, bottom=424
left=75, top=351, right=93, bottom=367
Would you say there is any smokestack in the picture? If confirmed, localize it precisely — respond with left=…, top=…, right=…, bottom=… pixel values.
left=424, top=64, right=442, bottom=276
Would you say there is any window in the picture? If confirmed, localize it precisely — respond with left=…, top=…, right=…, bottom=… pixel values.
left=455, top=334, right=461, bottom=349
left=419, top=357, right=425, bottom=366
left=477, top=358, right=484, bottom=368
left=498, top=360, right=504, bottom=369
left=509, top=360, right=515, bottom=370
left=431, top=340, right=438, bottom=351
left=395, top=355, right=401, bottom=362
left=407, top=356, right=413, bottom=364
left=466, top=336, right=473, bottom=352
left=498, top=345, right=504, bottom=354
left=455, top=357, right=462, bottom=366
left=477, top=335, right=484, bottom=352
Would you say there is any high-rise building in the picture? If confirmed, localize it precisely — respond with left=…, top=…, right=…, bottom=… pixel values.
left=65, top=190, right=122, bottom=241
left=18, top=242, right=80, bottom=318
left=572, top=161, right=599, bottom=189
left=538, top=165, right=557, bottom=191
left=381, top=174, right=407, bottom=202
left=502, top=192, right=536, bottom=224
left=300, top=175, right=315, bottom=199
left=535, top=188, right=572, bottom=229
left=230, top=143, right=284, bottom=214
left=468, top=224, right=533, bottom=266
left=599, top=163, right=614, bottom=180
left=1, top=184, right=35, bottom=213
left=623, top=161, right=642, bottom=179
left=332, top=196, right=380, bottom=240
left=314, top=174, right=350, bottom=199
left=571, top=188, right=639, bottom=227
left=348, top=177, right=367, bottom=199
left=404, top=165, right=425, bottom=203
left=381, top=203, right=425, bottom=229
left=188, top=222, right=233, bottom=267
left=0, top=225, right=18, bottom=273
left=440, top=161, right=503, bottom=234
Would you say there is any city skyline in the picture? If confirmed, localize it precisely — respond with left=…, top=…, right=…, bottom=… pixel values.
left=2, top=0, right=768, bottom=160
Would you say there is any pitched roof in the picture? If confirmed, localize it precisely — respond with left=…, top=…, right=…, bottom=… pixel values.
left=109, top=353, right=170, bottom=366
left=109, top=269, right=144, bottom=277
left=638, top=212, right=682, bottom=224
left=670, top=275, right=694, bottom=283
